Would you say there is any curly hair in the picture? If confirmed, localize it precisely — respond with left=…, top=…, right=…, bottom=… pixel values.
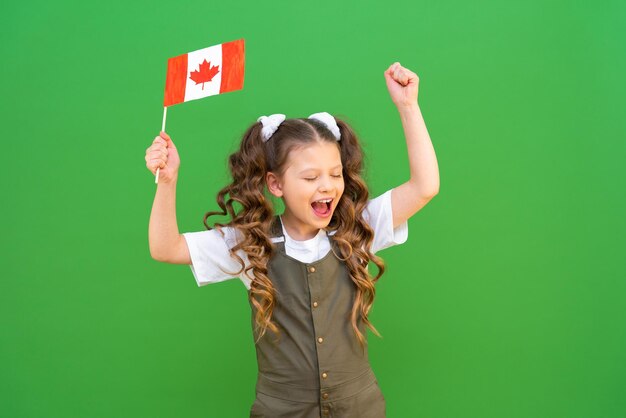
left=201, top=114, right=386, bottom=350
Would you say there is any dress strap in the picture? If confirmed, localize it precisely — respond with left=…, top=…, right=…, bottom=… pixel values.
left=269, top=215, right=285, bottom=243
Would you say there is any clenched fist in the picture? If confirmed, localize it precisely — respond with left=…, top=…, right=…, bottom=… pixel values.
left=145, top=131, right=180, bottom=183
left=384, top=62, right=419, bottom=109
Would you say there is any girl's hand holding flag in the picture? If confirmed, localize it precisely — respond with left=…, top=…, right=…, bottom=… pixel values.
left=145, top=131, right=180, bottom=184
left=151, top=38, right=245, bottom=183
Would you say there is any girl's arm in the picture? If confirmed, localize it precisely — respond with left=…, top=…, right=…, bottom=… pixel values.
left=146, top=132, right=191, bottom=264
left=384, top=62, right=440, bottom=229
left=148, top=179, right=191, bottom=264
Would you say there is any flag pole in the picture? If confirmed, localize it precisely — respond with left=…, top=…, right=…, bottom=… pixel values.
left=155, top=106, right=168, bottom=184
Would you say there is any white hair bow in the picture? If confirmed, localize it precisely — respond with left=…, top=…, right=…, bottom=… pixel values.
left=257, top=112, right=341, bottom=142
left=257, top=114, right=286, bottom=142
left=308, top=112, right=341, bottom=141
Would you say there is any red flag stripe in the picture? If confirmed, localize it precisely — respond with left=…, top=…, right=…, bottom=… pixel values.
left=163, top=54, right=188, bottom=107
left=220, top=39, right=245, bottom=94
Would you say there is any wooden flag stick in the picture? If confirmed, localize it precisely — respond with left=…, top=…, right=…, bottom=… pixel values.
left=155, top=106, right=168, bottom=184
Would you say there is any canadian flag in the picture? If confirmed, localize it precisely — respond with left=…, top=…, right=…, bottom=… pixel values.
left=163, top=39, right=245, bottom=107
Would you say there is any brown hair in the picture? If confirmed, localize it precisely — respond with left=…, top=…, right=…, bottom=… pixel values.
left=202, top=115, right=386, bottom=349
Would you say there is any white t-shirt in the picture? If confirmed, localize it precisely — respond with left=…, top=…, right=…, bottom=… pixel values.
left=182, top=189, right=408, bottom=290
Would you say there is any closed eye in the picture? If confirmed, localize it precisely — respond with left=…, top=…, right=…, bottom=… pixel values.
left=304, top=174, right=342, bottom=181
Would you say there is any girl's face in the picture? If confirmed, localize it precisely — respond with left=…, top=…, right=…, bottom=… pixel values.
left=267, top=141, right=344, bottom=241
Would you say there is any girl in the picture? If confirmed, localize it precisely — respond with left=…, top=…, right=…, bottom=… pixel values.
left=146, top=62, right=439, bottom=418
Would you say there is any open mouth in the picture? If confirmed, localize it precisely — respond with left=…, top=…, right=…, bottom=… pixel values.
left=311, top=198, right=333, bottom=217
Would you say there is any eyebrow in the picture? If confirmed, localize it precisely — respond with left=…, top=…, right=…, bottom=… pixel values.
left=298, top=164, right=343, bottom=174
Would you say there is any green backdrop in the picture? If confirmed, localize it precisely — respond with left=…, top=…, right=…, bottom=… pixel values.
left=2, top=0, right=625, bottom=417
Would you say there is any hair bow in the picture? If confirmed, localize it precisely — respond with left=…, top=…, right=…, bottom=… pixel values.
left=257, top=114, right=286, bottom=142
left=308, top=112, right=341, bottom=141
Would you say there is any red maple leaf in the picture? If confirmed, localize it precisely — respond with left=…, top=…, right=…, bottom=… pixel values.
left=189, top=59, right=220, bottom=90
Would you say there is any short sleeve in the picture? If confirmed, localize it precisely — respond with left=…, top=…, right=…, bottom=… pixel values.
left=181, top=227, right=251, bottom=288
left=362, top=189, right=409, bottom=253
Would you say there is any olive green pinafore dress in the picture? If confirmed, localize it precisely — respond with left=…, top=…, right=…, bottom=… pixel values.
left=248, top=215, right=386, bottom=418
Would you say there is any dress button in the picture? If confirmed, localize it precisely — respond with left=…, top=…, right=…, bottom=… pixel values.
left=322, top=407, right=329, bottom=415
left=322, top=372, right=328, bottom=379
left=309, top=266, right=316, bottom=273
left=313, top=301, right=319, bottom=308
left=322, top=392, right=329, bottom=399
left=317, top=337, right=324, bottom=343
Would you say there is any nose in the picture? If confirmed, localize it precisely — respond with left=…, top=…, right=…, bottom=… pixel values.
left=318, top=175, right=333, bottom=193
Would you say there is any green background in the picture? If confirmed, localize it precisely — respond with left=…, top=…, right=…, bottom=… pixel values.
left=2, top=0, right=625, bottom=417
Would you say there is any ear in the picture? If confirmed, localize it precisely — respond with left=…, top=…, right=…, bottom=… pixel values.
left=266, top=172, right=284, bottom=197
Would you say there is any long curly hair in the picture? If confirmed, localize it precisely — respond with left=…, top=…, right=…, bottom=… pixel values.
left=201, top=114, right=386, bottom=349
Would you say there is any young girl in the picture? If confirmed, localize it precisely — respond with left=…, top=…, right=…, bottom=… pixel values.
left=146, top=62, right=439, bottom=418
